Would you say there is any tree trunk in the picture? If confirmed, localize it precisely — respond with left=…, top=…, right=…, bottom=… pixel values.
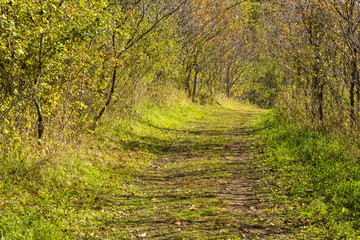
left=350, top=48, right=358, bottom=127
left=35, top=33, right=44, bottom=143
left=94, top=31, right=117, bottom=127
left=94, top=66, right=117, bottom=124
left=350, top=80, right=355, bottom=127
left=310, top=51, right=324, bottom=124
left=319, top=83, right=324, bottom=123
left=34, top=98, right=44, bottom=142
left=226, top=79, right=232, bottom=98
left=192, top=70, right=199, bottom=102
left=185, top=68, right=192, bottom=98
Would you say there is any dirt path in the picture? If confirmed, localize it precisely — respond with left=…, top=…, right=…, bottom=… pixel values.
left=120, top=106, right=293, bottom=239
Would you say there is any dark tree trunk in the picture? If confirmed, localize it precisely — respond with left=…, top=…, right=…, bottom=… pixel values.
left=350, top=80, right=355, bottom=127
left=34, top=98, right=44, bottom=141
left=350, top=48, right=358, bottom=127
left=192, top=70, right=199, bottom=102
left=35, top=33, right=44, bottom=143
left=185, top=68, right=192, bottom=98
left=94, top=31, right=117, bottom=126
left=319, top=83, right=324, bottom=123
left=226, top=79, right=232, bottom=98
left=94, top=66, right=117, bottom=124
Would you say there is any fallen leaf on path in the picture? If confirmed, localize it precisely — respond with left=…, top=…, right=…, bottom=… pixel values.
left=139, top=233, right=147, bottom=238
left=189, top=205, right=198, bottom=211
left=182, top=181, right=189, bottom=186
left=180, top=195, right=190, bottom=199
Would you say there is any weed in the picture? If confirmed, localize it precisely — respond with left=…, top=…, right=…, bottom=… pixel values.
left=0, top=101, right=209, bottom=239
left=256, top=110, right=360, bottom=238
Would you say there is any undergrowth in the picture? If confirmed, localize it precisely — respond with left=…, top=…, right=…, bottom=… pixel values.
left=256, top=110, right=360, bottom=239
left=0, top=102, right=206, bottom=239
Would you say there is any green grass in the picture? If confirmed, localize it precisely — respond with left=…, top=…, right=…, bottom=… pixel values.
left=2, top=100, right=295, bottom=239
left=256, top=110, right=360, bottom=239
left=0, top=102, right=207, bottom=239
left=4, top=99, right=262, bottom=239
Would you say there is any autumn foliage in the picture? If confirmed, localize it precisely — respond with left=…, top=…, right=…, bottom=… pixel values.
left=0, top=0, right=258, bottom=146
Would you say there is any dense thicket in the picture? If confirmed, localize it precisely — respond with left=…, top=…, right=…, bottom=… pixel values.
left=262, top=0, right=360, bottom=132
left=5, top=0, right=360, bottom=147
left=0, top=0, right=261, bottom=147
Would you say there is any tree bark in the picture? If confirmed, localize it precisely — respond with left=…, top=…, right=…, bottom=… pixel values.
left=94, top=30, right=117, bottom=126
left=94, top=66, right=117, bottom=124
left=185, top=66, right=192, bottom=97
left=350, top=48, right=358, bottom=127
left=192, top=70, right=199, bottom=102
left=35, top=33, right=44, bottom=143
left=34, top=97, right=44, bottom=142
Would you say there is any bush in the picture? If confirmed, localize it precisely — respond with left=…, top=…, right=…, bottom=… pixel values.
left=257, top=110, right=360, bottom=238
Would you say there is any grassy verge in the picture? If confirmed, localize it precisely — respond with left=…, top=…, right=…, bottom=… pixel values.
left=0, top=102, right=206, bottom=239
left=256, top=110, right=360, bottom=239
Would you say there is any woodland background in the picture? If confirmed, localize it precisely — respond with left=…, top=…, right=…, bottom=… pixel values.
left=3, top=0, right=360, bottom=147
left=2, top=0, right=360, bottom=238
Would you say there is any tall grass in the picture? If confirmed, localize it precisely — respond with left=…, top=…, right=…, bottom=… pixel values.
left=257, top=111, right=360, bottom=238
left=0, top=100, right=205, bottom=239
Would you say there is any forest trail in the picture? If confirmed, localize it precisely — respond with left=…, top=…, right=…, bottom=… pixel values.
left=117, top=106, right=293, bottom=239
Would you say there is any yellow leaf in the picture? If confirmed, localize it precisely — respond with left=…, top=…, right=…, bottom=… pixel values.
left=189, top=205, right=198, bottom=211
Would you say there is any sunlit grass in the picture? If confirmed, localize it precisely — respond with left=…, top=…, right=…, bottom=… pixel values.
left=257, top=110, right=360, bottom=239
left=0, top=99, right=270, bottom=239
left=0, top=101, right=207, bottom=239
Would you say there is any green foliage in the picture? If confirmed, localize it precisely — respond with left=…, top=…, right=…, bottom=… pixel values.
left=0, top=0, right=265, bottom=148
left=262, top=0, right=360, bottom=131
left=0, top=0, right=189, bottom=143
left=257, top=111, right=360, bottom=238
left=240, top=58, right=283, bottom=108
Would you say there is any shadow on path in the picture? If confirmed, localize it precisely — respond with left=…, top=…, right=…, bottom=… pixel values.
left=125, top=107, right=294, bottom=239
